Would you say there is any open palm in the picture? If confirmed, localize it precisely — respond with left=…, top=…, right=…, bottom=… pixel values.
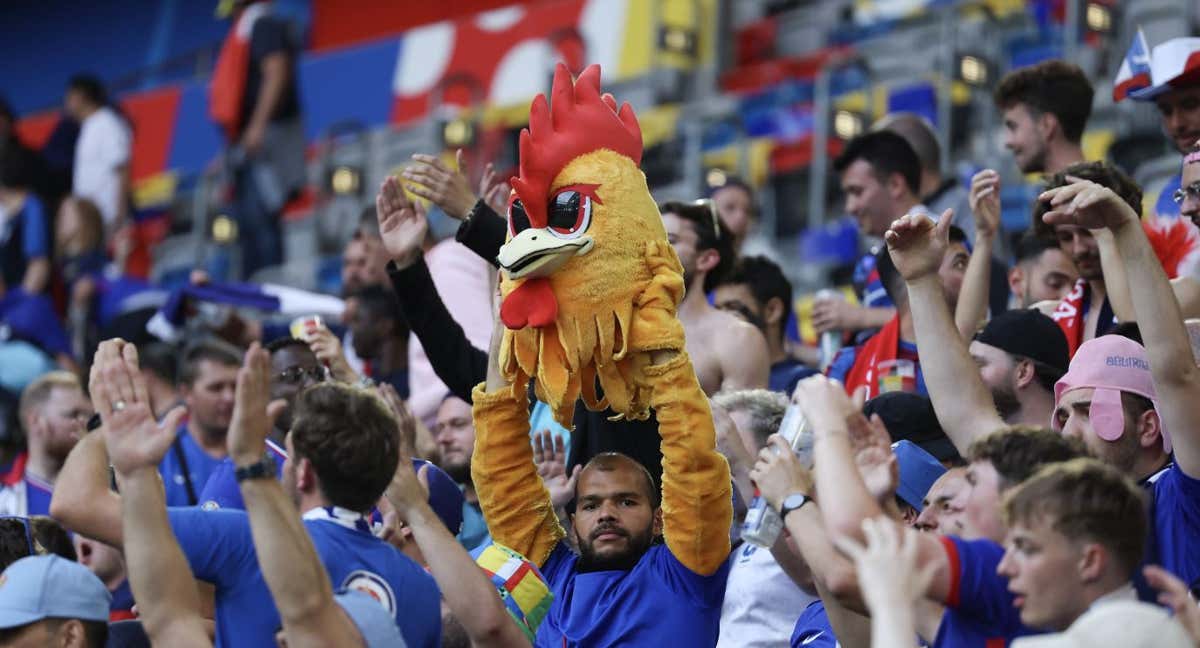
left=376, top=175, right=429, bottom=266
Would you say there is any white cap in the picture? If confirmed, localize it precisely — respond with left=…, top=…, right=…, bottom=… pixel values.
left=1130, top=37, right=1200, bottom=101
left=1011, top=600, right=1193, bottom=648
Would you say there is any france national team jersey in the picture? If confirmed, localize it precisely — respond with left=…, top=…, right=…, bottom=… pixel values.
left=197, top=439, right=288, bottom=510
left=168, top=506, right=441, bottom=648
left=933, top=536, right=1038, bottom=647
left=1145, top=464, right=1200, bottom=594
left=534, top=541, right=729, bottom=646
left=159, top=424, right=224, bottom=507
left=791, top=600, right=838, bottom=647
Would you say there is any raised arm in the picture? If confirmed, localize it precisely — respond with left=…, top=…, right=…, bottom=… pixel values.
left=377, top=176, right=488, bottom=402
left=632, top=241, right=731, bottom=575
left=889, top=211, right=1007, bottom=453
left=472, top=317, right=564, bottom=567
left=227, top=342, right=365, bottom=648
left=388, top=446, right=531, bottom=647
left=1041, top=180, right=1200, bottom=476
left=799, top=377, right=955, bottom=605
left=94, top=343, right=207, bottom=647
left=49, top=340, right=130, bottom=548
left=954, top=171, right=1000, bottom=339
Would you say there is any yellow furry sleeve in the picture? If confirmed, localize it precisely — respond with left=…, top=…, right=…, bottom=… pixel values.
left=469, top=383, right=565, bottom=568
left=646, top=352, right=733, bottom=576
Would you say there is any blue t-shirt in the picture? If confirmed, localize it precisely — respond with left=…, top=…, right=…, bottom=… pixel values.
left=0, top=289, right=71, bottom=358
left=770, top=358, right=817, bottom=396
left=933, top=536, right=1038, bottom=647
left=853, top=251, right=894, bottom=309
left=110, top=579, right=135, bottom=615
left=791, top=600, right=837, bottom=647
left=168, top=506, right=441, bottom=648
left=1145, top=464, right=1200, bottom=594
left=159, top=425, right=226, bottom=507
left=198, top=439, right=288, bottom=511
left=826, top=340, right=927, bottom=397
left=534, top=541, right=729, bottom=647
left=1156, top=173, right=1182, bottom=219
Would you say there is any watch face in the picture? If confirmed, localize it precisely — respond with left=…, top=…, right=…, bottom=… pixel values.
left=782, top=494, right=808, bottom=510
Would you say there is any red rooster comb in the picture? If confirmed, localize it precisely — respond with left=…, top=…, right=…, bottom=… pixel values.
left=510, top=63, right=643, bottom=228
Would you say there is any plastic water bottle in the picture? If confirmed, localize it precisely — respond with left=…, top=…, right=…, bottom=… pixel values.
left=815, top=288, right=844, bottom=371
left=740, top=405, right=814, bottom=548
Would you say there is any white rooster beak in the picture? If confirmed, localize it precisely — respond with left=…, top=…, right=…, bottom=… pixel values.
left=497, top=228, right=593, bottom=280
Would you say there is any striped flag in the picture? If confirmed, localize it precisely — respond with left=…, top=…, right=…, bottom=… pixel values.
left=1113, top=28, right=1152, bottom=102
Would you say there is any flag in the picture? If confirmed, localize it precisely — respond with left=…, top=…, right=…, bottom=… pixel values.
left=1113, top=28, right=1152, bottom=102
left=146, top=281, right=345, bottom=343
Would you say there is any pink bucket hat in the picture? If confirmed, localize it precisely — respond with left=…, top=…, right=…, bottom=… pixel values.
left=1053, top=335, right=1172, bottom=454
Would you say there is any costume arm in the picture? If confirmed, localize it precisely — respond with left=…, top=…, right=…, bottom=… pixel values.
left=471, top=318, right=563, bottom=567
left=646, top=352, right=732, bottom=575
left=387, top=259, right=487, bottom=402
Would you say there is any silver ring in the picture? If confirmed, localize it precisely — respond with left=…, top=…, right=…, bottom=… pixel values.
left=112, top=401, right=127, bottom=413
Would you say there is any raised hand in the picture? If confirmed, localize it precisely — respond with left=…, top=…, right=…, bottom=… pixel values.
left=376, top=383, right=418, bottom=459
left=969, top=169, right=1001, bottom=241
left=303, top=325, right=355, bottom=383
left=533, top=430, right=580, bottom=511
left=712, top=402, right=755, bottom=472
left=375, top=175, right=429, bottom=268
left=835, top=517, right=938, bottom=615
left=93, top=342, right=187, bottom=476
left=1144, top=565, right=1200, bottom=644
left=227, top=343, right=287, bottom=465
left=749, top=435, right=814, bottom=510
left=883, top=208, right=954, bottom=283
left=478, top=162, right=511, bottom=215
left=1039, top=176, right=1139, bottom=232
left=790, top=375, right=859, bottom=439
left=402, top=150, right=479, bottom=219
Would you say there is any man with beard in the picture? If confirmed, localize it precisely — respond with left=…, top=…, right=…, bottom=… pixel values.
left=1118, top=37, right=1200, bottom=219
left=158, top=341, right=241, bottom=506
left=51, top=340, right=442, bottom=647
left=1027, top=162, right=1144, bottom=356
left=0, top=372, right=91, bottom=516
left=914, top=304, right=1068, bottom=428
left=660, top=201, right=769, bottom=395
left=346, top=285, right=410, bottom=398
left=433, top=395, right=489, bottom=550
left=993, top=60, right=1091, bottom=176
left=471, top=316, right=733, bottom=645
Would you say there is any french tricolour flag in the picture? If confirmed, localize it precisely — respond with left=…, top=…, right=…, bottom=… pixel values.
left=1113, top=28, right=1152, bottom=102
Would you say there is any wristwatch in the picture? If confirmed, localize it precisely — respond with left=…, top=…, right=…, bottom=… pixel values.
left=235, top=455, right=277, bottom=483
left=779, top=493, right=811, bottom=520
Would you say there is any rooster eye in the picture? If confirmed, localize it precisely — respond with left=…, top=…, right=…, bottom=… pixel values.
left=508, top=199, right=531, bottom=237
left=547, top=190, right=592, bottom=240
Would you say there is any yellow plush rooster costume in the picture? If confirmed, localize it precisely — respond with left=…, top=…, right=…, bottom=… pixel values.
left=470, top=63, right=731, bottom=577
left=494, top=64, right=687, bottom=428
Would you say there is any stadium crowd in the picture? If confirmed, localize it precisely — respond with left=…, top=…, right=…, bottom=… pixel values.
left=5, top=2, right=1200, bottom=648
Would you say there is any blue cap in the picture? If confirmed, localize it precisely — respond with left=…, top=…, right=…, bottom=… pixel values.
left=892, top=440, right=946, bottom=512
left=0, top=555, right=110, bottom=629
left=414, top=459, right=464, bottom=535
left=334, top=589, right=407, bottom=648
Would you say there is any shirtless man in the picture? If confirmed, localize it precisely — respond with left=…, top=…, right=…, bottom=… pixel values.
left=660, top=201, right=769, bottom=394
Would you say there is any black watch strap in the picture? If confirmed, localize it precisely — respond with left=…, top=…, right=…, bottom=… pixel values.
left=779, top=493, right=811, bottom=520
left=235, top=456, right=276, bottom=483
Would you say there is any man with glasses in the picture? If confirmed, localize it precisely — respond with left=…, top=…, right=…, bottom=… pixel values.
left=197, top=337, right=326, bottom=510
left=660, top=200, right=770, bottom=395
left=1176, top=147, right=1200, bottom=227
left=0, top=372, right=91, bottom=516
